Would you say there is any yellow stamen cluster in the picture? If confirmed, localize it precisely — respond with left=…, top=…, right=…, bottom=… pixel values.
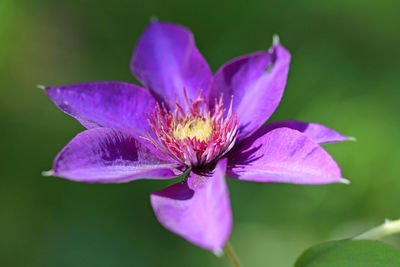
left=173, top=118, right=212, bottom=142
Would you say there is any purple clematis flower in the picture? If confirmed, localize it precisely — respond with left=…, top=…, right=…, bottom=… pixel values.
left=43, top=21, right=351, bottom=254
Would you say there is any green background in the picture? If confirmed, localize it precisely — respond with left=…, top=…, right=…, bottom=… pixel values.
left=1, top=0, right=399, bottom=266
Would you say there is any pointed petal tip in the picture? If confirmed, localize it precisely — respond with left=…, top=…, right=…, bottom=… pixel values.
left=272, top=34, right=280, bottom=46
left=37, top=84, right=46, bottom=91
left=347, top=136, right=357, bottom=142
left=42, top=170, right=55, bottom=177
left=213, top=248, right=224, bottom=257
left=339, top=178, right=350, bottom=185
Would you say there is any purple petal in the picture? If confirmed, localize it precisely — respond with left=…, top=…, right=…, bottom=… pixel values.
left=47, top=128, right=178, bottom=183
left=210, top=44, right=291, bottom=138
left=245, top=120, right=353, bottom=145
left=150, top=159, right=232, bottom=252
left=45, top=81, right=155, bottom=138
left=131, top=21, right=212, bottom=106
left=227, top=128, right=344, bottom=184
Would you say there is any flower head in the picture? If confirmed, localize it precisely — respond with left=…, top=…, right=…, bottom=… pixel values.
left=43, top=21, right=351, bottom=253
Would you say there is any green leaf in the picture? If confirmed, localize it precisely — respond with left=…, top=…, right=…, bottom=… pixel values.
left=295, top=239, right=400, bottom=267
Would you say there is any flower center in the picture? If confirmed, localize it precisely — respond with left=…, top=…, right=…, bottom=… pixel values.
left=173, top=117, right=212, bottom=142
left=143, top=91, right=239, bottom=168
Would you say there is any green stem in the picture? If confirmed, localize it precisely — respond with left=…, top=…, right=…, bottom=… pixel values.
left=354, top=219, right=400, bottom=240
left=224, top=241, right=242, bottom=267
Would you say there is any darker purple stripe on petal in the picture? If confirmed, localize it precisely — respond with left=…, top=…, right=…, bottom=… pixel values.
left=51, top=128, right=178, bottom=183
left=131, top=21, right=212, bottom=107
left=227, top=128, right=344, bottom=184
left=150, top=159, right=232, bottom=252
left=210, top=44, right=291, bottom=139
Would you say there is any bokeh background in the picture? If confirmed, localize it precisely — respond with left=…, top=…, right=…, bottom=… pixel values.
left=1, top=0, right=400, bottom=266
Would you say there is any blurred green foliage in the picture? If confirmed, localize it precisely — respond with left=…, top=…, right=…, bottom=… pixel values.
left=1, top=0, right=399, bottom=266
